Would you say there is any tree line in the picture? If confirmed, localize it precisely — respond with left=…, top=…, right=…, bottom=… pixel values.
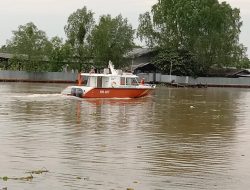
left=0, top=6, right=134, bottom=72
left=138, top=0, right=250, bottom=76
left=1, top=1, right=250, bottom=76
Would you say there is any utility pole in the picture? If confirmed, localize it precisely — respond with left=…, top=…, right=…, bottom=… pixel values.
left=169, top=61, right=173, bottom=82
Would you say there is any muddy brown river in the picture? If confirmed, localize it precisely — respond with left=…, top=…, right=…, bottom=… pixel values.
left=0, top=83, right=250, bottom=190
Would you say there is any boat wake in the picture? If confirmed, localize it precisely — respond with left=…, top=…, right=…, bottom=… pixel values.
left=25, top=93, right=62, bottom=98
left=11, top=93, right=65, bottom=101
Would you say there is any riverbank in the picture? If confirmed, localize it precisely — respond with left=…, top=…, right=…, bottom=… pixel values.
left=139, top=73, right=250, bottom=88
left=1, top=70, right=250, bottom=88
left=0, top=70, right=77, bottom=83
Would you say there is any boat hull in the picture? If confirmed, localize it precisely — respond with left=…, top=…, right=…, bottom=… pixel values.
left=62, top=86, right=154, bottom=98
left=84, top=88, right=153, bottom=98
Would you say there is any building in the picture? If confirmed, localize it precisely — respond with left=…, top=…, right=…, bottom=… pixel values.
left=0, top=53, right=14, bottom=69
left=125, top=48, right=158, bottom=73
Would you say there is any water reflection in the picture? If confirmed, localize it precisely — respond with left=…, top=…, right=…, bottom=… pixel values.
left=0, top=83, right=250, bottom=190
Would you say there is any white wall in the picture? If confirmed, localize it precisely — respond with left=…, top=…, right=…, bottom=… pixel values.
left=140, top=73, right=250, bottom=87
left=0, top=70, right=77, bottom=82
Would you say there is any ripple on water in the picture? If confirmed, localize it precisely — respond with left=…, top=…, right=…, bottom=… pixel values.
left=1, top=85, right=250, bottom=190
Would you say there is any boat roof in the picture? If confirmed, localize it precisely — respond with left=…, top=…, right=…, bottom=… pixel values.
left=81, top=73, right=138, bottom=78
left=81, top=61, right=138, bottom=78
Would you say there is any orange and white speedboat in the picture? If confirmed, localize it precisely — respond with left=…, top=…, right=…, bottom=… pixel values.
left=62, top=61, right=156, bottom=98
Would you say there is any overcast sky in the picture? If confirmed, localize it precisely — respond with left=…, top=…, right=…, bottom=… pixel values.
left=0, top=0, right=249, bottom=55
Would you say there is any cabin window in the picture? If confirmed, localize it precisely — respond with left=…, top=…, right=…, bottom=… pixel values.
left=87, top=76, right=97, bottom=87
left=86, top=76, right=90, bottom=86
left=97, top=76, right=102, bottom=88
left=126, top=78, right=132, bottom=85
left=120, top=77, right=125, bottom=85
left=102, top=77, right=109, bottom=88
left=83, top=76, right=88, bottom=85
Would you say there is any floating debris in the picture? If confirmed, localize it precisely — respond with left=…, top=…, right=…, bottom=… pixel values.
left=16, top=175, right=33, bottom=181
left=25, top=168, right=49, bottom=175
left=1, top=175, right=33, bottom=181
left=75, top=176, right=89, bottom=180
left=2, top=177, right=8, bottom=181
left=83, top=177, right=89, bottom=181
left=1, top=168, right=48, bottom=182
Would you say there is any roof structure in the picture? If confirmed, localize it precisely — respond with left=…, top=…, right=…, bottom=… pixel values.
left=229, top=69, right=250, bottom=77
left=125, top=48, right=155, bottom=58
left=0, top=52, right=14, bottom=59
left=0, top=52, right=29, bottom=60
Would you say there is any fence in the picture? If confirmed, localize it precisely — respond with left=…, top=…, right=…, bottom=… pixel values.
left=1, top=70, right=250, bottom=87
left=137, top=73, right=250, bottom=88
left=0, top=70, right=77, bottom=83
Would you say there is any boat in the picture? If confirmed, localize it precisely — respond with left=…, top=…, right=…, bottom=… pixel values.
left=62, top=61, right=156, bottom=98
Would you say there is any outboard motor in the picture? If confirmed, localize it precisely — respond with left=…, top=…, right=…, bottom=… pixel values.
left=75, top=88, right=83, bottom=98
left=71, top=88, right=77, bottom=96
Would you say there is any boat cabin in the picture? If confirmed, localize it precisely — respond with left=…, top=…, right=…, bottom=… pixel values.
left=79, top=61, right=140, bottom=88
left=82, top=73, right=140, bottom=88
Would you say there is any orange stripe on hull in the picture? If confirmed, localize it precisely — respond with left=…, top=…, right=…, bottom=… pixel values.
left=83, top=88, right=153, bottom=98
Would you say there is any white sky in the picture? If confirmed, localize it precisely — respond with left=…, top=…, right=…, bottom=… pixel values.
left=0, top=0, right=249, bottom=55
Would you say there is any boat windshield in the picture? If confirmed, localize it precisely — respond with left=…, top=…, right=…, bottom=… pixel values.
left=126, top=77, right=139, bottom=86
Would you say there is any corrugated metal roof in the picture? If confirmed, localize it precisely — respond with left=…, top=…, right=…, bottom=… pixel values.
left=131, top=62, right=151, bottom=70
left=0, top=52, right=13, bottom=59
left=125, top=48, right=154, bottom=58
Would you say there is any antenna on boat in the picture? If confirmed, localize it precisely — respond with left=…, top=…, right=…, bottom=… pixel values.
left=108, top=61, right=117, bottom=75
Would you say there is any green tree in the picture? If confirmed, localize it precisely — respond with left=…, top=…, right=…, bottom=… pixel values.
left=90, top=14, right=135, bottom=68
left=237, top=57, right=250, bottom=69
left=47, top=37, right=74, bottom=72
left=6, top=22, right=50, bottom=71
left=64, top=6, right=95, bottom=71
left=153, top=49, right=202, bottom=77
left=138, top=0, right=247, bottom=75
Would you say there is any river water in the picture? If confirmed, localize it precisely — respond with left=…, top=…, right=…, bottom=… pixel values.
left=0, top=83, right=250, bottom=190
